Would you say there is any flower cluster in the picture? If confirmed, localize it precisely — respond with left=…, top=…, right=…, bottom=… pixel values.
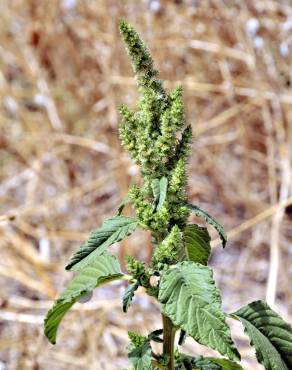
left=119, top=20, right=192, bottom=260
left=126, top=255, right=151, bottom=287
left=152, top=225, right=184, bottom=267
left=128, top=331, right=147, bottom=348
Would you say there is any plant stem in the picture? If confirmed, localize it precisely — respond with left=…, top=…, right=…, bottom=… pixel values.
left=162, top=314, right=176, bottom=370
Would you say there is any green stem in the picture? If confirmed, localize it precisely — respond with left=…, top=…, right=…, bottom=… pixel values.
left=162, top=314, right=176, bottom=370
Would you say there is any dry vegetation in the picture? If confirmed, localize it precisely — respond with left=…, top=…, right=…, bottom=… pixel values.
left=0, top=1, right=291, bottom=369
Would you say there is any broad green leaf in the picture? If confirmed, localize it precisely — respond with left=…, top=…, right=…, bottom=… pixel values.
left=123, top=282, right=139, bottom=313
left=117, top=195, right=132, bottom=216
left=183, top=224, right=211, bottom=265
left=66, top=216, right=137, bottom=271
left=232, top=300, right=292, bottom=370
left=128, top=340, right=154, bottom=370
left=151, top=177, right=168, bottom=211
left=44, top=253, right=123, bottom=344
left=187, top=204, right=227, bottom=248
left=158, top=262, right=239, bottom=360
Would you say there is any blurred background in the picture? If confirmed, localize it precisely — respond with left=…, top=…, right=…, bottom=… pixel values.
left=0, top=1, right=291, bottom=369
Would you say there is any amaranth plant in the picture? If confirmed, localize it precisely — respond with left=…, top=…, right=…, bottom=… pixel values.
left=44, top=20, right=292, bottom=370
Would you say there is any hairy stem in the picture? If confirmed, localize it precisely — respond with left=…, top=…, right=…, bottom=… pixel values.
left=162, top=314, right=176, bottom=370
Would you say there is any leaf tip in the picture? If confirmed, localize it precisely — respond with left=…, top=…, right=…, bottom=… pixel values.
left=44, top=322, right=57, bottom=345
left=65, top=263, right=72, bottom=271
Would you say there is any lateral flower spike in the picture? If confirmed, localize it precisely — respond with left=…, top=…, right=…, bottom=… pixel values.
left=119, top=19, right=164, bottom=94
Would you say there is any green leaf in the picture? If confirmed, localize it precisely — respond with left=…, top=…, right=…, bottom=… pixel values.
left=123, top=282, right=139, bottom=313
left=148, top=329, right=163, bottom=343
left=151, top=178, right=160, bottom=206
left=178, top=329, right=187, bottom=345
left=151, top=177, right=168, bottom=211
left=232, top=300, right=292, bottom=370
left=187, top=204, right=227, bottom=248
left=207, top=358, right=243, bottom=370
left=158, top=262, right=239, bottom=360
left=44, top=253, right=123, bottom=344
left=183, top=224, right=211, bottom=265
left=117, top=195, right=132, bottom=215
left=157, top=177, right=168, bottom=210
left=175, top=354, right=220, bottom=370
left=128, top=340, right=154, bottom=370
left=176, top=354, right=243, bottom=370
left=193, top=357, right=221, bottom=370
left=66, top=216, right=137, bottom=271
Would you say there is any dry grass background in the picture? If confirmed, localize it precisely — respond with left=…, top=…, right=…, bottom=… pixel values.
left=0, top=0, right=291, bottom=369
